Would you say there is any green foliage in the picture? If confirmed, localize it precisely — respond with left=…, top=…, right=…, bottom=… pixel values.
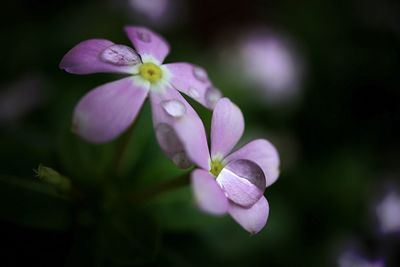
left=0, top=176, right=73, bottom=230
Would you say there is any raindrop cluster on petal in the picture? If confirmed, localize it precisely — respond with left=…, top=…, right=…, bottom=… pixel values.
left=60, top=25, right=280, bottom=236
left=165, top=63, right=222, bottom=109
left=60, top=25, right=216, bottom=171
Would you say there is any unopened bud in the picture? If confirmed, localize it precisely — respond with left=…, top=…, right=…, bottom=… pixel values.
left=34, top=164, right=71, bottom=193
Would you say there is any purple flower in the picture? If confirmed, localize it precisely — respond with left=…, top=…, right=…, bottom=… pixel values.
left=0, top=73, right=47, bottom=126
left=338, top=249, right=384, bottom=267
left=188, top=98, right=280, bottom=234
left=376, top=190, right=400, bottom=234
left=218, top=29, right=304, bottom=106
left=127, top=0, right=183, bottom=29
left=60, top=26, right=221, bottom=168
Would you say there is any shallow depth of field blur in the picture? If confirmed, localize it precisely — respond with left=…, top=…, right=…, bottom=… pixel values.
left=1, top=0, right=400, bottom=266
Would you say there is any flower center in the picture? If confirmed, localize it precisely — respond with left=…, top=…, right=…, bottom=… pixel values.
left=210, top=159, right=224, bottom=177
left=139, top=63, right=163, bottom=83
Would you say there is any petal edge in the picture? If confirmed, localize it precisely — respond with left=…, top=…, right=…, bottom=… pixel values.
left=124, top=26, right=170, bottom=63
left=60, top=39, right=138, bottom=74
left=72, top=77, right=149, bottom=143
left=211, top=98, right=244, bottom=158
left=191, top=169, right=229, bottom=215
left=228, top=196, right=269, bottom=234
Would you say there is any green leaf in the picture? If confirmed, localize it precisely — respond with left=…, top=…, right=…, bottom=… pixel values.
left=0, top=176, right=73, bottom=230
left=57, top=128, right=116, bottom=185
left=94, top=208, right=160, bottom=266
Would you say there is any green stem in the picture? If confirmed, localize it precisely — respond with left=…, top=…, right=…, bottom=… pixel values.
left=130, top=172, right=191, bottom=204
left=112, top=121, right=137, bottom=177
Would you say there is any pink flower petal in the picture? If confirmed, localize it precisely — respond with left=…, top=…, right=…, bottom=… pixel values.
left=59, top=39, right=140, bottom=74
left=149, top=87, right=210, bottom=169
left=211, top=98, right=244, bottom=158
left=124, top=26, right=170, bottom=63
left=226, top=139, right=280, bottom=187
left=164, top=63, right=221, bottom=109
left=72, top=77, right=149, bottom=143
left=217, top=159, right=266, bottom=207
left=191, top=169, right=229, bottom=215
left=228, top=196, right=269, bottom=234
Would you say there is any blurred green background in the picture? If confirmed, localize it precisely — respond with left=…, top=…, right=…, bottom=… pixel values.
left=1, top=0, right=400, bottom=266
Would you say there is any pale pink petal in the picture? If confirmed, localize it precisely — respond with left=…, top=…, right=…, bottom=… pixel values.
left=164, top=63, right=222, bottom=109
left=72, top=77, right=149, bottom=143
left=216, top=159, right=265, bottom=207
left=191, top=169, right=229, bottom=215
left=124, top=26, right=170, bottom=63
left=226, top=139, right=280, bottom=187
left=229, top=196, right=269, bottom=234
left=59, top=39, right=141, bottom=74
left=149, top=87, right=210, bottom=169
left=210, top=98, right=244, bottom=158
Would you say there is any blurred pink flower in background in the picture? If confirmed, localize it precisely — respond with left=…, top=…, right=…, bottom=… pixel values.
left=376, top=189, right=400, bottom=234
left=218, top=28, right=305, bottom=106
left=125, top=0, right=186, bottom=29
left=0, top=73, right=47, bottom=126
left=338, top=249, right=384, bottom=267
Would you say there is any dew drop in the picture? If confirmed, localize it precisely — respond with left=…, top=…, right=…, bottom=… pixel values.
left=161, top=100, right=186, bottom=118
left=137, top=31, right=151, bottom=43
left=217, top=159, right=266, bottom=207
left=155, top=123, right=181, bottom=154
left=193, top=66, right=208, bottom=82
left=100, top=44, right=141, bottom=66
left=172, top=152, right=192, bottom=169
left=188, top=87, right=200, bottom=98
left=155, top=123, right=191, bottom=169
left=205, top=87, right=222, bottom=108
left=225, top=159, right=266, bottom=190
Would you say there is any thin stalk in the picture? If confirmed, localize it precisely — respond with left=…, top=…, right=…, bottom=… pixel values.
left=130, top=172, right=191, bottom=204
left=111, top=121, right=137, bottom=177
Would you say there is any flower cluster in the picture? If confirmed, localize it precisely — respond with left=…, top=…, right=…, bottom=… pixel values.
left=60, top=26, right=280, bottom=234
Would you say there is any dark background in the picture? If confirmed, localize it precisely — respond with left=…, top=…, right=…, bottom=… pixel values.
left=1, top=0, right=400, bottom=266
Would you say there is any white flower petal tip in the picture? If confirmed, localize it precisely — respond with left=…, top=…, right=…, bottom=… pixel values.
left=124, top=26, right=170, bottom=63
left=150, top=88, right=210, bottom=170
left=229, top=196, right=269, bottom=234
left=211, top=97, right=244, bottom=158
left=164, top=63, right=221, bottom=109
left=72, top=77, right=149, bottom=143
left=226, top=139, right=280, bottom=187
left=59, top=39, right=137, bottom=74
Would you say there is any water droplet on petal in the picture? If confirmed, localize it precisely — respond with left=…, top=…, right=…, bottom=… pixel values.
left=161, top=100, right=186, bottom=118
left=205, top=86, right=222, bottom=108
left=155, top=123, right=191, bottom=169
left=172, top=152, right=192, bottom=168
left=100, top=44, right=141, bottom=66
left=188, top=87, right=200, bottom=98
left=226, top=160, right=266, bottom=190
left=193, top=66, right=208, bottom=83
left=137, top=31, right=151, bottom=43
left=155, top=123, right=181, bottom=153
left=217, top=159, right=266, bottom=207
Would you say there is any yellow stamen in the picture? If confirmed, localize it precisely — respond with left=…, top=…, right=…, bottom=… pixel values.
left=139, top=63, right=162, bottom=83
left=210, top=159, right=224, bottom=177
